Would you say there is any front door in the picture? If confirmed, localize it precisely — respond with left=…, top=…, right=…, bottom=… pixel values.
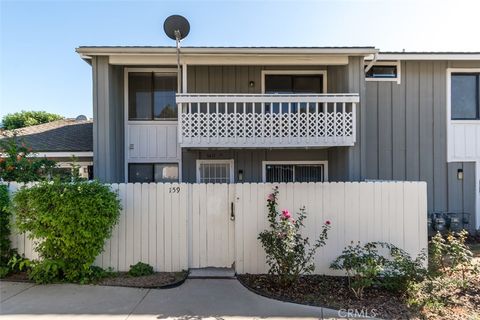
left=190, top=159, right=235, bottom=268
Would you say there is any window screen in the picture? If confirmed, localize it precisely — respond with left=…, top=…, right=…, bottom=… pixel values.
left=265, top=164, right=325, bottom=183
left=128, top=163, right=179, bottom=183
left=129, top=72, right=177, bottom=120
left=198, top=162, right=232, bottom=183
left=451, top=73, right=480, bottom=120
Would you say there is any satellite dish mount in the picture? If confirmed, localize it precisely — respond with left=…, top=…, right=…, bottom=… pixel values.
left=163, top=15, right=190, bottom=93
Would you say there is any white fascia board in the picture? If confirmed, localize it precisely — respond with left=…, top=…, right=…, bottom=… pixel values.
left=28, top=152, right=93, bottom=158
left=76, top=47, right=378, bottom=56
left=375, top=53, right=480, bottom=61
left=0, top=152, right=93, bottom=158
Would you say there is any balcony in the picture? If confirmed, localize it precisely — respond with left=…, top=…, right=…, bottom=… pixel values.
left=177, top=93, right=358, bottom=148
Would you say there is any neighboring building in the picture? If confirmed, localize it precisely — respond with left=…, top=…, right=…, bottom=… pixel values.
left=76, top=46, right=480, bottom=231
left=0, top=117, right=93, bottom=179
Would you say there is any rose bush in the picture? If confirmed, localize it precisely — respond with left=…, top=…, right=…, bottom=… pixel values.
left=258, top=186, right=331, bottom=286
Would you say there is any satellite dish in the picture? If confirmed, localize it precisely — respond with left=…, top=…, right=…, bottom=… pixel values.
left=75, top=115, right=88, bottom=121
left=163, top=15, right=190, bottom=41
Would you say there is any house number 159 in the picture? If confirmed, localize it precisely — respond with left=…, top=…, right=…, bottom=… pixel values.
left=169, top=187, right=180, bottom=193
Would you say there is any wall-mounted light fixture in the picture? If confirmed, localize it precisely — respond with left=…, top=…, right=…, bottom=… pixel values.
left=457, top=168, right=464, bottom=180
left=238, top=169, right=244, bottom=182
left=249, top=81, right=255, bottom=88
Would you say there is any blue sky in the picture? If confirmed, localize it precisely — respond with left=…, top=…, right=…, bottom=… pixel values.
left=1, top=0, right=479, bottom=119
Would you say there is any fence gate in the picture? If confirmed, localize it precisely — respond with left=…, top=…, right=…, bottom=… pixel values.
left=189, top=184, right=235, bottom=268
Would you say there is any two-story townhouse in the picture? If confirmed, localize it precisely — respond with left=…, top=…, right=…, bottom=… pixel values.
left=76, top=46, right=480, bottom=232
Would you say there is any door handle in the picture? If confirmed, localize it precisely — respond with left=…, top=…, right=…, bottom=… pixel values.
left=230, top=202, right=235, bottom=221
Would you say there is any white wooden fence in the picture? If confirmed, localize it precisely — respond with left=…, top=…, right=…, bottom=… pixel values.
left=8, top=181, right=427, bottom=275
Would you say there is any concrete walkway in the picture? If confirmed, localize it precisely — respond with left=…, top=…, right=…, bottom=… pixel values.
left=0, top=279, right=348, bottom=319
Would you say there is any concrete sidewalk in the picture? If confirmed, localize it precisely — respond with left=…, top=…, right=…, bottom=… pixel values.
left=0, top=279, right=345, bottom=319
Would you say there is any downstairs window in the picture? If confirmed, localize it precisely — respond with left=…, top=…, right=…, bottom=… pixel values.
left=263, top=162, right=327, bottom=183
left=128, top=163, right=179, bottom=183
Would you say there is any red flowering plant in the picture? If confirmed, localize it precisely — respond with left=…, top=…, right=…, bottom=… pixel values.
left=258, top=186, right=331, bottom=286
left=0, top=132, right=55, bottom=183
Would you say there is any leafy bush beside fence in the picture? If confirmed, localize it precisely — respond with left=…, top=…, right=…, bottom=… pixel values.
left=330, top=241, right=427, bottom=299
left=0, top=185, right=11, bottom=277
left=12, top=180, right=121, bottom=283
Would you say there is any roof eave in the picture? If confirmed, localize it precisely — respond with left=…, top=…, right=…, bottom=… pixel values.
left=75, top=46, right=379, bottom=58
left=375, top=53, right=480, bottom=61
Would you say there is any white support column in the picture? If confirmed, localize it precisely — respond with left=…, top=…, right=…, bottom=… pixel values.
left=182, top=63, right=187, bottom=93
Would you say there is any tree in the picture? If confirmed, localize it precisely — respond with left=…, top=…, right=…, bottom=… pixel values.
left=1, top=111, right=63, bottom=130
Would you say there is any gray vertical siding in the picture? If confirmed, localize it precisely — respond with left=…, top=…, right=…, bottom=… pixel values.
left=365, top=60, right=479, bottom=230
left=92, top=57, right=124, bottom=182
left=182, top=149, right=330, bottom=183
left=184, top=64, right=357, bottom=182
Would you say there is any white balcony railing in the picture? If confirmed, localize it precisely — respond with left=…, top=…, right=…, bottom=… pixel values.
left=177, top=93, right=358, bottom=148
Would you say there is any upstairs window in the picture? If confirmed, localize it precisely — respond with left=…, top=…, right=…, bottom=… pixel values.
left=264, top=73, right=325, bottom=94
left=128, top=72, right=177, bottom=120
left=262, top=70, right=327, bottom=94
left=451, top=73, right=480, bottom=120
left=365, top=61, right=401, bottom=83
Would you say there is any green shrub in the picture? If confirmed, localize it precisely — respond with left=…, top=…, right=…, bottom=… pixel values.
left=330, top=242, right=427, bottom=299
left=405, top=232, right=478, bottom=313
left=13, top=180, right=121, bottom=283
left=128, top=262, right=154, bottom=277
left=0, top=266, right=9, bottom=278
left=87, top=265, right=115, bottom=282
left=7, top=252, right=31, bottom=273
left=380, top=244, right=427, bottom=292
left=330, top=242, right=386, bottom=299
left=28, top=259, right=64, bottom=284
left=430, top=230, right=474, bottom=278
left=1, top=111, right=63, bottom=130
left=258, top=187, right=331, bottom=286
left=0, top=185, right=11, bottom=268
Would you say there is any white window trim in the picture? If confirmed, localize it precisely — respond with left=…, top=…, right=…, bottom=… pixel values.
left=123, top=67, right=180, bottom=182
left=364, top=60, right=401, bottom=84
left=261, top=160, right=329, bottom=183
left=447, top=68, right=480, bottom=124
left=261, top=70, right=328, bottom=94
left=446, top=68, right=480, bottom=230
left=196, top=159, right=235, bottom=184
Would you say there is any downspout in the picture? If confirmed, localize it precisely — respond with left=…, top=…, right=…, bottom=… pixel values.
left=364, top=53, right=379, bottom=74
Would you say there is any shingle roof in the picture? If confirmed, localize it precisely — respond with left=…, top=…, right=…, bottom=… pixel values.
left=1, top=119, right=93, bottom=152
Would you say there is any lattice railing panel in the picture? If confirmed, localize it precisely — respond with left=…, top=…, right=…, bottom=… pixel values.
left=177, top=94, right=357, bottom=146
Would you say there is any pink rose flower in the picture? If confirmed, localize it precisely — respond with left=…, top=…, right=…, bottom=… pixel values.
left=267, top=194, right=274, bottom=201
left=281, top=210, right=291, bottom=220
